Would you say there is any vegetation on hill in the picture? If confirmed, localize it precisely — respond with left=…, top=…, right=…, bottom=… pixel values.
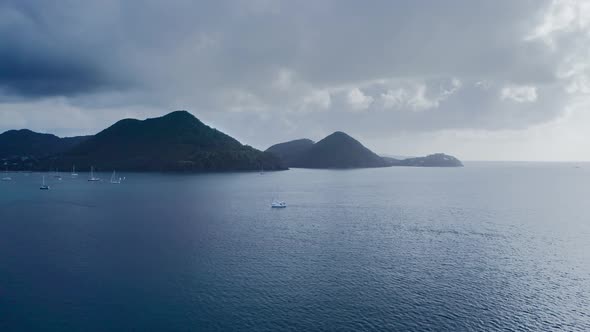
left=267, top=133, right=463, bottom=168
left=2, top=112, right=462, bottom=172
left=0, top=129, right=89, bottom=159
left=0, top=129, right=89, bottom=169
left=266, top=132, right=388, bottom=169
left=54, top=111, right=285, bottom=171
left=266, top=139, right=315, bottom=166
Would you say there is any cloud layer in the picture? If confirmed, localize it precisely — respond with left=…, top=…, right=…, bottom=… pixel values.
left=1, top=0, right=589, bottom=160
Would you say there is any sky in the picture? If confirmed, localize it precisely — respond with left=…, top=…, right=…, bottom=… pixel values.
left=1, top=0, right=589, bottom=161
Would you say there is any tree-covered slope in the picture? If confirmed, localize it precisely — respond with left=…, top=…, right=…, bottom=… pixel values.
left=55, top=111, right=284, bottom=171
left=265, top=139, right=315, bottom=166
left=290, top=131, right=388, bottom=169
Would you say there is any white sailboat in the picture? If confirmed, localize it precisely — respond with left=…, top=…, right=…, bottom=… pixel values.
left=271, top=189, right=287, bottom=208
left=88, top=166, right=100, bottom=181
left=270, top=181, right=286, bottom=208
left=40, top=175, right=50, bottom=190
left=71, top=165, right=78, bottom=177
left=271, top=199, right=287, bottom=208
left=110, top=170, right=122, bottom=184
left=1, top=166, right=11, bottom=181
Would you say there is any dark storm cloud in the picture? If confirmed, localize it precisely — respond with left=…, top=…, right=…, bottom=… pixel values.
left=0, top=0, right=554, bottom=99
left=0, top=48, right=109, bottom=97
left=0, top=1, right=125, bottom=97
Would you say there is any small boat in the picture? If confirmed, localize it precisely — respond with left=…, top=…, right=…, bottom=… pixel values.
left=54, top=169, right=62, bottom=180
left=40, top=176, right=50, bottom=190
left=71, top=165, right=78, bottom=177
left=271, top=200, right=287, bottom=208
left=2, top=166, right=11, bottom=181
left=88, top=166, right=100, bottom=182
left=110, top=170, right=122, bottom=184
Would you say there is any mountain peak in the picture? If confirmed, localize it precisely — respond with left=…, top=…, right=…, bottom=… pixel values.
left=329, top=131, right=348, bottom=136
left=325, top=131, right=351, bottom=139
left=321, top=131, right=359, bottom=144
left=57, top=110, right=285, bottom=171
left=2, top=129, right=51, bottom=137
left=267, top=132, right=386, bottom=169
left=161, top=110, right=195, bottom=119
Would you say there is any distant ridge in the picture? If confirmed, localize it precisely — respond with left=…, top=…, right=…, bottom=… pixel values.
left=267, top=132, right=463, bottom=168
left=267, top=132, right=388, bottom=169
left=383, top=154, right=463, bottom=167
left=0, top=129, right=90, bottom=168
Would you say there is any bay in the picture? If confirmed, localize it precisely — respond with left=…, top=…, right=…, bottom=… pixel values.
left=1, top=163, right=589, bottom=331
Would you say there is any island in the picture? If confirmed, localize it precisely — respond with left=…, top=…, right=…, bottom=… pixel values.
left=266, top=133, right=463, bottom=168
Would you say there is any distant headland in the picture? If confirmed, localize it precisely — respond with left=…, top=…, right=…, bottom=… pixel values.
left=266, top=132, right=463, bottom=169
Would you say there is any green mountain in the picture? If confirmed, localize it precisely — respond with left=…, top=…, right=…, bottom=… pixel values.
left=0, top=129, right=90, bottom=168
left=265, top=139, right=315, bottom=166
left=267, top=132, right=388, bottom=169
left=50, top=111, right=284, bottom=172
left=267, top=133, right=463, bottom=168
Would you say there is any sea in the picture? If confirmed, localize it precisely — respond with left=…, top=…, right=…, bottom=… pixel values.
left=1, top=163, right=589, bottom=331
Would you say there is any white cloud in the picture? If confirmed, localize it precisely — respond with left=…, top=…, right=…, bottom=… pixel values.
left=301, top=89, right=332, bottom=111
left=526, top=0, right=590, bottom=47
left=408, top=84, right=439, bottom=110
left=380, top=79, right=462, bottom=111
left=347, top=88, right=374, bottom=111
left=564, top=74, right=590, bottom=94
left=500, top=85, right=538, bottom=103
left=273, top=68, right=294, bottom=91
left=526, top=0, right=590, bottom=99
left=442, top=78, right=462, bottom=96
left=381, top=88, right=408, bottom=109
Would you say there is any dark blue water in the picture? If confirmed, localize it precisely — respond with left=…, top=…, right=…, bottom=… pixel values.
left=1, top=163, right=589, bottom=331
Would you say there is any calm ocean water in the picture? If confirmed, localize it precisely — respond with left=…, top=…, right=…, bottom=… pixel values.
left=1, top=163, right=589, bottom=331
